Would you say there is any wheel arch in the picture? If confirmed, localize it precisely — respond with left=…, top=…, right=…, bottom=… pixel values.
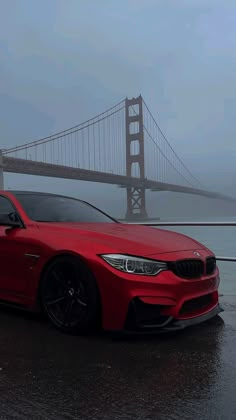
left=36, top=252, right=103, bottom=327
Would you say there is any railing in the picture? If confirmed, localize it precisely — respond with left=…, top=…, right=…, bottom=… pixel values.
left=216, top=257, right=236, bottom=262
left=128, top=221, right=236, bottom=226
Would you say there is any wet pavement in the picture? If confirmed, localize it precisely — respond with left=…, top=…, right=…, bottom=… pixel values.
left=0, top=296, right=235, bottom=420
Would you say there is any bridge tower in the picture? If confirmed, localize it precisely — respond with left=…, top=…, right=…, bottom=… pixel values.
left=0, top=151, right=4, bottom=190
left=125, top=95, right=148, bottom=220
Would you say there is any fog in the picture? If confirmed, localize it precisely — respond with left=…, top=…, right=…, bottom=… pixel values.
left=1, top=0, right=236, bottom=219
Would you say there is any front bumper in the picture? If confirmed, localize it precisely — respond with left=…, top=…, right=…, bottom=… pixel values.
left=124, top=297, right=223, bottom=333
left=90, top=249, right=221, bottom=332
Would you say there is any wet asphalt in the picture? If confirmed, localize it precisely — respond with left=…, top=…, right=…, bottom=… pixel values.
left=0, top=296, right=235, bottom=420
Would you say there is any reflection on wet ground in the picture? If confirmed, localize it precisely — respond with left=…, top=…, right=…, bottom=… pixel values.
left=0, top=296, right=235, bottom=420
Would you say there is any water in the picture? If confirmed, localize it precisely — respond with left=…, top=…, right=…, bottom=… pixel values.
left=160, top=221, right=236, bottom=296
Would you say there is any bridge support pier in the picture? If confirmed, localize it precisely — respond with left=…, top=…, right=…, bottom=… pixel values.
left=125, top=95, right=148, bottom=220
left=0, top=151, right=4, bottom=190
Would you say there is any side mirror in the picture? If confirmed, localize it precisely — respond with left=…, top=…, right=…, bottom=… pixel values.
left=0, top=212, right=21, bottom=228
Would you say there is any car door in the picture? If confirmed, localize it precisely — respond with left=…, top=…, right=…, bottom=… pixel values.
left=0, top=195, right=41, bottom=296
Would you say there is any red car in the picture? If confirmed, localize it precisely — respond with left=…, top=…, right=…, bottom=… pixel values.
left=0, top=190, right=222, bottom=334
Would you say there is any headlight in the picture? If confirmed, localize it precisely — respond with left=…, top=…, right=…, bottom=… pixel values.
left=100, top=254, right=168, bottom=276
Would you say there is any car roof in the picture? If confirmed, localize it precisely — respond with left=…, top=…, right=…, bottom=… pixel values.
left=10, top=190, right=59, bottom=195
left=8, top=190, right=78, bottom=200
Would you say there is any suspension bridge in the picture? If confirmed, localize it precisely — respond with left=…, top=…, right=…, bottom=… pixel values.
left=0, top=95, right=233, bottom=219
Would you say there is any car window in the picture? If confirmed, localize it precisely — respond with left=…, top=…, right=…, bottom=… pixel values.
left=0, top=196, right=15, bottom=214
left=15, top=194, right=116, bottom=223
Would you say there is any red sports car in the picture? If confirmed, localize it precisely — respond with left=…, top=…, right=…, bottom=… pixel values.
left=0, top=190, right=222, bottom=334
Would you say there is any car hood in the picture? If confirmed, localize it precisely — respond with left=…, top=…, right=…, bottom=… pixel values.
left=38, top=222, right=207, bottom=256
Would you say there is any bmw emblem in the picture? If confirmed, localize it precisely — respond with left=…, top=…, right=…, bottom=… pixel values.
left=193, top=251, right=201, bottom=257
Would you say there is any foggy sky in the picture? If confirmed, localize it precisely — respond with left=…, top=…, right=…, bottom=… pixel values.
left=1, top=0, right=236, bottom=218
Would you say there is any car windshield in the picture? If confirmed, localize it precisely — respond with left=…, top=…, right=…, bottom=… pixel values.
left=15, top=194, right=116, bottom=223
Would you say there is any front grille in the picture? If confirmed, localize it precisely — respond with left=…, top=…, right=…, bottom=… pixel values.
left=170, top=259, right=204, bottom=279
left=206, top=257, right=216, bottom=275
left=180, top=293, right=212, bottom=314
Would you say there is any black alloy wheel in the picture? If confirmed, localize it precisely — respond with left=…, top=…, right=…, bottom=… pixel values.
left=40, top=255, right=100, bottom=334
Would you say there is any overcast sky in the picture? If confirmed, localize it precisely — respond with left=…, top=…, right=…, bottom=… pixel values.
left=1, top=0, right=236, bottom=217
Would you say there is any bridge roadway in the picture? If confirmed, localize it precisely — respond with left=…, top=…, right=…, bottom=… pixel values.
left=2, top=156, right=234, bottom=201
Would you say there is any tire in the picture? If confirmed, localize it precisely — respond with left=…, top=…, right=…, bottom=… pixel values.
left=40, top=255, right=100, bottom=334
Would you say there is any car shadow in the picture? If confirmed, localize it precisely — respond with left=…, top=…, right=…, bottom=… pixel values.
left=0, top=301, right=225, bottom=344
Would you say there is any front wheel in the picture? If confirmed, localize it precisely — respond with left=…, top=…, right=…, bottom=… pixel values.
left=40, top=255, right=100, bottom=334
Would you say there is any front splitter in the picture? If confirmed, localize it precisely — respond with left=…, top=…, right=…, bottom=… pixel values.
left=163, top=304, right=224, bottom=332
left=114, top=304, right=224, bottom=336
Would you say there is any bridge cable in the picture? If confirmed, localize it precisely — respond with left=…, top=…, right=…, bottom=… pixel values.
left=3, top=105, right=125, bottom=154
left=142, top=98, right=203, bottom=187
left=3, top=99, right=125, bottom=154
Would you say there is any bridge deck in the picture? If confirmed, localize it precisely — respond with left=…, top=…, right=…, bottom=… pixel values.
left=2, top=156, right=234, bottom=201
